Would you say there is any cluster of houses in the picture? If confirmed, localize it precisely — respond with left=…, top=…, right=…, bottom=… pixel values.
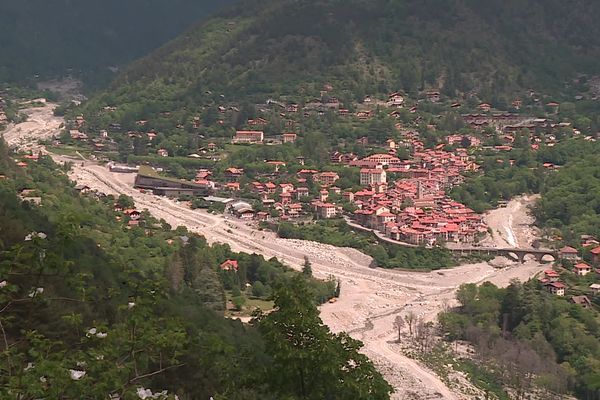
left=539, top=245, right=600, bottom=308
left=225, top=169, right=343, bottom=221
left=346, top=144, right=485, bottom=245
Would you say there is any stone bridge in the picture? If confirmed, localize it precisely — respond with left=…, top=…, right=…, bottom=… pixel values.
left=450, top=247, right=557, bottom=263
left=343, top=217, right=557, bottom=263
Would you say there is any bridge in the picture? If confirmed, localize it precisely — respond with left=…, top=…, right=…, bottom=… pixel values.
left=343, top=217, right=557, bottom=263
left=449, top=246, right=556, bottom=263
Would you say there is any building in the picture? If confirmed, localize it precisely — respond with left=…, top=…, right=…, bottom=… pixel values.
left=317, top=172, right=339, bottom=186
left=360, top=167, right=387, bottom=186
left=574, top=262, right=592, bottom=276
left=543, top=270, right=560, bottom=282
left=224, top=168, right=244, bottom=181
left=220, top=260, right=239, bottom=271
left=559, top=246, right=579, bottom=261
left=570, top=295, right=592, bottom=308
left=426, top=91, right=440, bottom=102
left=157, top=148, right=169, bottom=157
left=590, top=246, right=600, bottom=264
left=362, top=153, right=401, bottom=167
left=590, top=283, right=600, bottom=295
left=544, top=281, right=565, bottom=296
left=232, top=130, right=264, bottom=144
left=230, top=201, right=254, bottom=220
left=478, top=103, right=491, bottom=113
left=282, top=133, right=297, bottom=144
left=316, top=203, right=337, bottom=219
left=296, top=187, right=310, bottom=199
left=387, top=93, right=404, bottom=108
left=134, top=166, right=210, bottom=197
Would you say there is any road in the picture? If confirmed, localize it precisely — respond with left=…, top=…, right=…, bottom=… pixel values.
left=5, top=103, right=549, bottom=399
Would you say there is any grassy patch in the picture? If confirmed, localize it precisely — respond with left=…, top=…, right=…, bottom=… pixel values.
left=225, top=291, right=275, bottom=317
left=47, top=145, right=89, bottom=158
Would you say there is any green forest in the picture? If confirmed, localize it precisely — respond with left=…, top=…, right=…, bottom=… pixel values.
left=0, top=139, right=392, bottom=399
left=439, top=280, right=600, bottom=398
left=535, top=153, right=600, bottom=243
left=78, top=0, right=600, bottom=122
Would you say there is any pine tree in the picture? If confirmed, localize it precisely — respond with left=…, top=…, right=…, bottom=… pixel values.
left=302, top=256, right=312, bottom=277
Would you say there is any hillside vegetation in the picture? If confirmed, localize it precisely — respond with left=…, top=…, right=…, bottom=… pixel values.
left=88, top=0, right=600, bottom=113
left=439, top=281, right=600, bottom=398
left=0, top=140, right=391, bottom=399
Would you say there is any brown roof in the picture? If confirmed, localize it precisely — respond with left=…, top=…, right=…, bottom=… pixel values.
left=560, top=246, right=578, bottom=254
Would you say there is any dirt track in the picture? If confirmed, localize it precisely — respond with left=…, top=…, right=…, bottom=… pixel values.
left=7, top=103, right=548, bottom=399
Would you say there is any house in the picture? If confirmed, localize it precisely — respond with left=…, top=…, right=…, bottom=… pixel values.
left=282, top=133, right=297, bottom=144
left=220, top=260, right=239, bottom=271
left=232, top=130, right=264, bottom=144
left=426, top=91, right=440, bottom=102
left=124, top=209, right=141, bottom=220
left=317, top=172, right=339, bottom=186
left=387, top=93, right=404, bottom=108
left=590, top=283, right=600, bottom=295
left=360, top=167, right=387, bottom=186
left=574, top=262, right=592, bottom=276
left=590, top=246, right=600, bottom=264
left=478, top=103, right=491, bottom=113
left=70, top=130, right=88, bottom=140
left=559, top=246, right=579, bottom=261
left=230, top=201, right=254, bottom=219
left=296, top=187, right=310, bottom=199
left=319, top=189, right=329, bottom=202
left=74, top=184, right=91, bottom=194
left=255, top=211, right=270, bottom=222
left=570, top=295, right=592, bottom=308
left=544, top=281, right=565, bottom=296
left=224, top=168, right=244, bottom=181
left=316, top=203, right=337, bottom=219
left=544, top=270, right=560, bottom=282
left=207, top=143, right=218, bottom=151
left=546, top=102, right=560, bottom=113
left=157, top=148, right=169, bottom=157
left=247, top=117, right=268, bottom=126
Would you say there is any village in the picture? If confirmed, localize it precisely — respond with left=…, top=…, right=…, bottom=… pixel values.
left=12, top=85, right=587, bottom=308
left=50, top=84, right=596, bottom=250
left=5, top=89, right=600, bottom=400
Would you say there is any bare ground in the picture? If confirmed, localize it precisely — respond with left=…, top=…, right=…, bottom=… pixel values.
left=7, top=104, right=548, bottom=399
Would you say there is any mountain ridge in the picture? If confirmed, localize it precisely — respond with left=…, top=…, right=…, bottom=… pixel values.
left=104, top=0, right=600, bottom=107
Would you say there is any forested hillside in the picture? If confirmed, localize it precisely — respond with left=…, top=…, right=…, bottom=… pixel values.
left=439, top=281, right=600, bottom=398
left=0, top=0, right=234, bottom=86
left=86, top=0, right=600, bottom=114
left=0, top=140, right=392, bottom=399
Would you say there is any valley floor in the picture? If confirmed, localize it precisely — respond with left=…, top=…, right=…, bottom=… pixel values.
left=7, top=103, right=549, bottom=399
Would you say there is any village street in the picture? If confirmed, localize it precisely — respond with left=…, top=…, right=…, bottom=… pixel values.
left=7, top=103, right=549, bottom=399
